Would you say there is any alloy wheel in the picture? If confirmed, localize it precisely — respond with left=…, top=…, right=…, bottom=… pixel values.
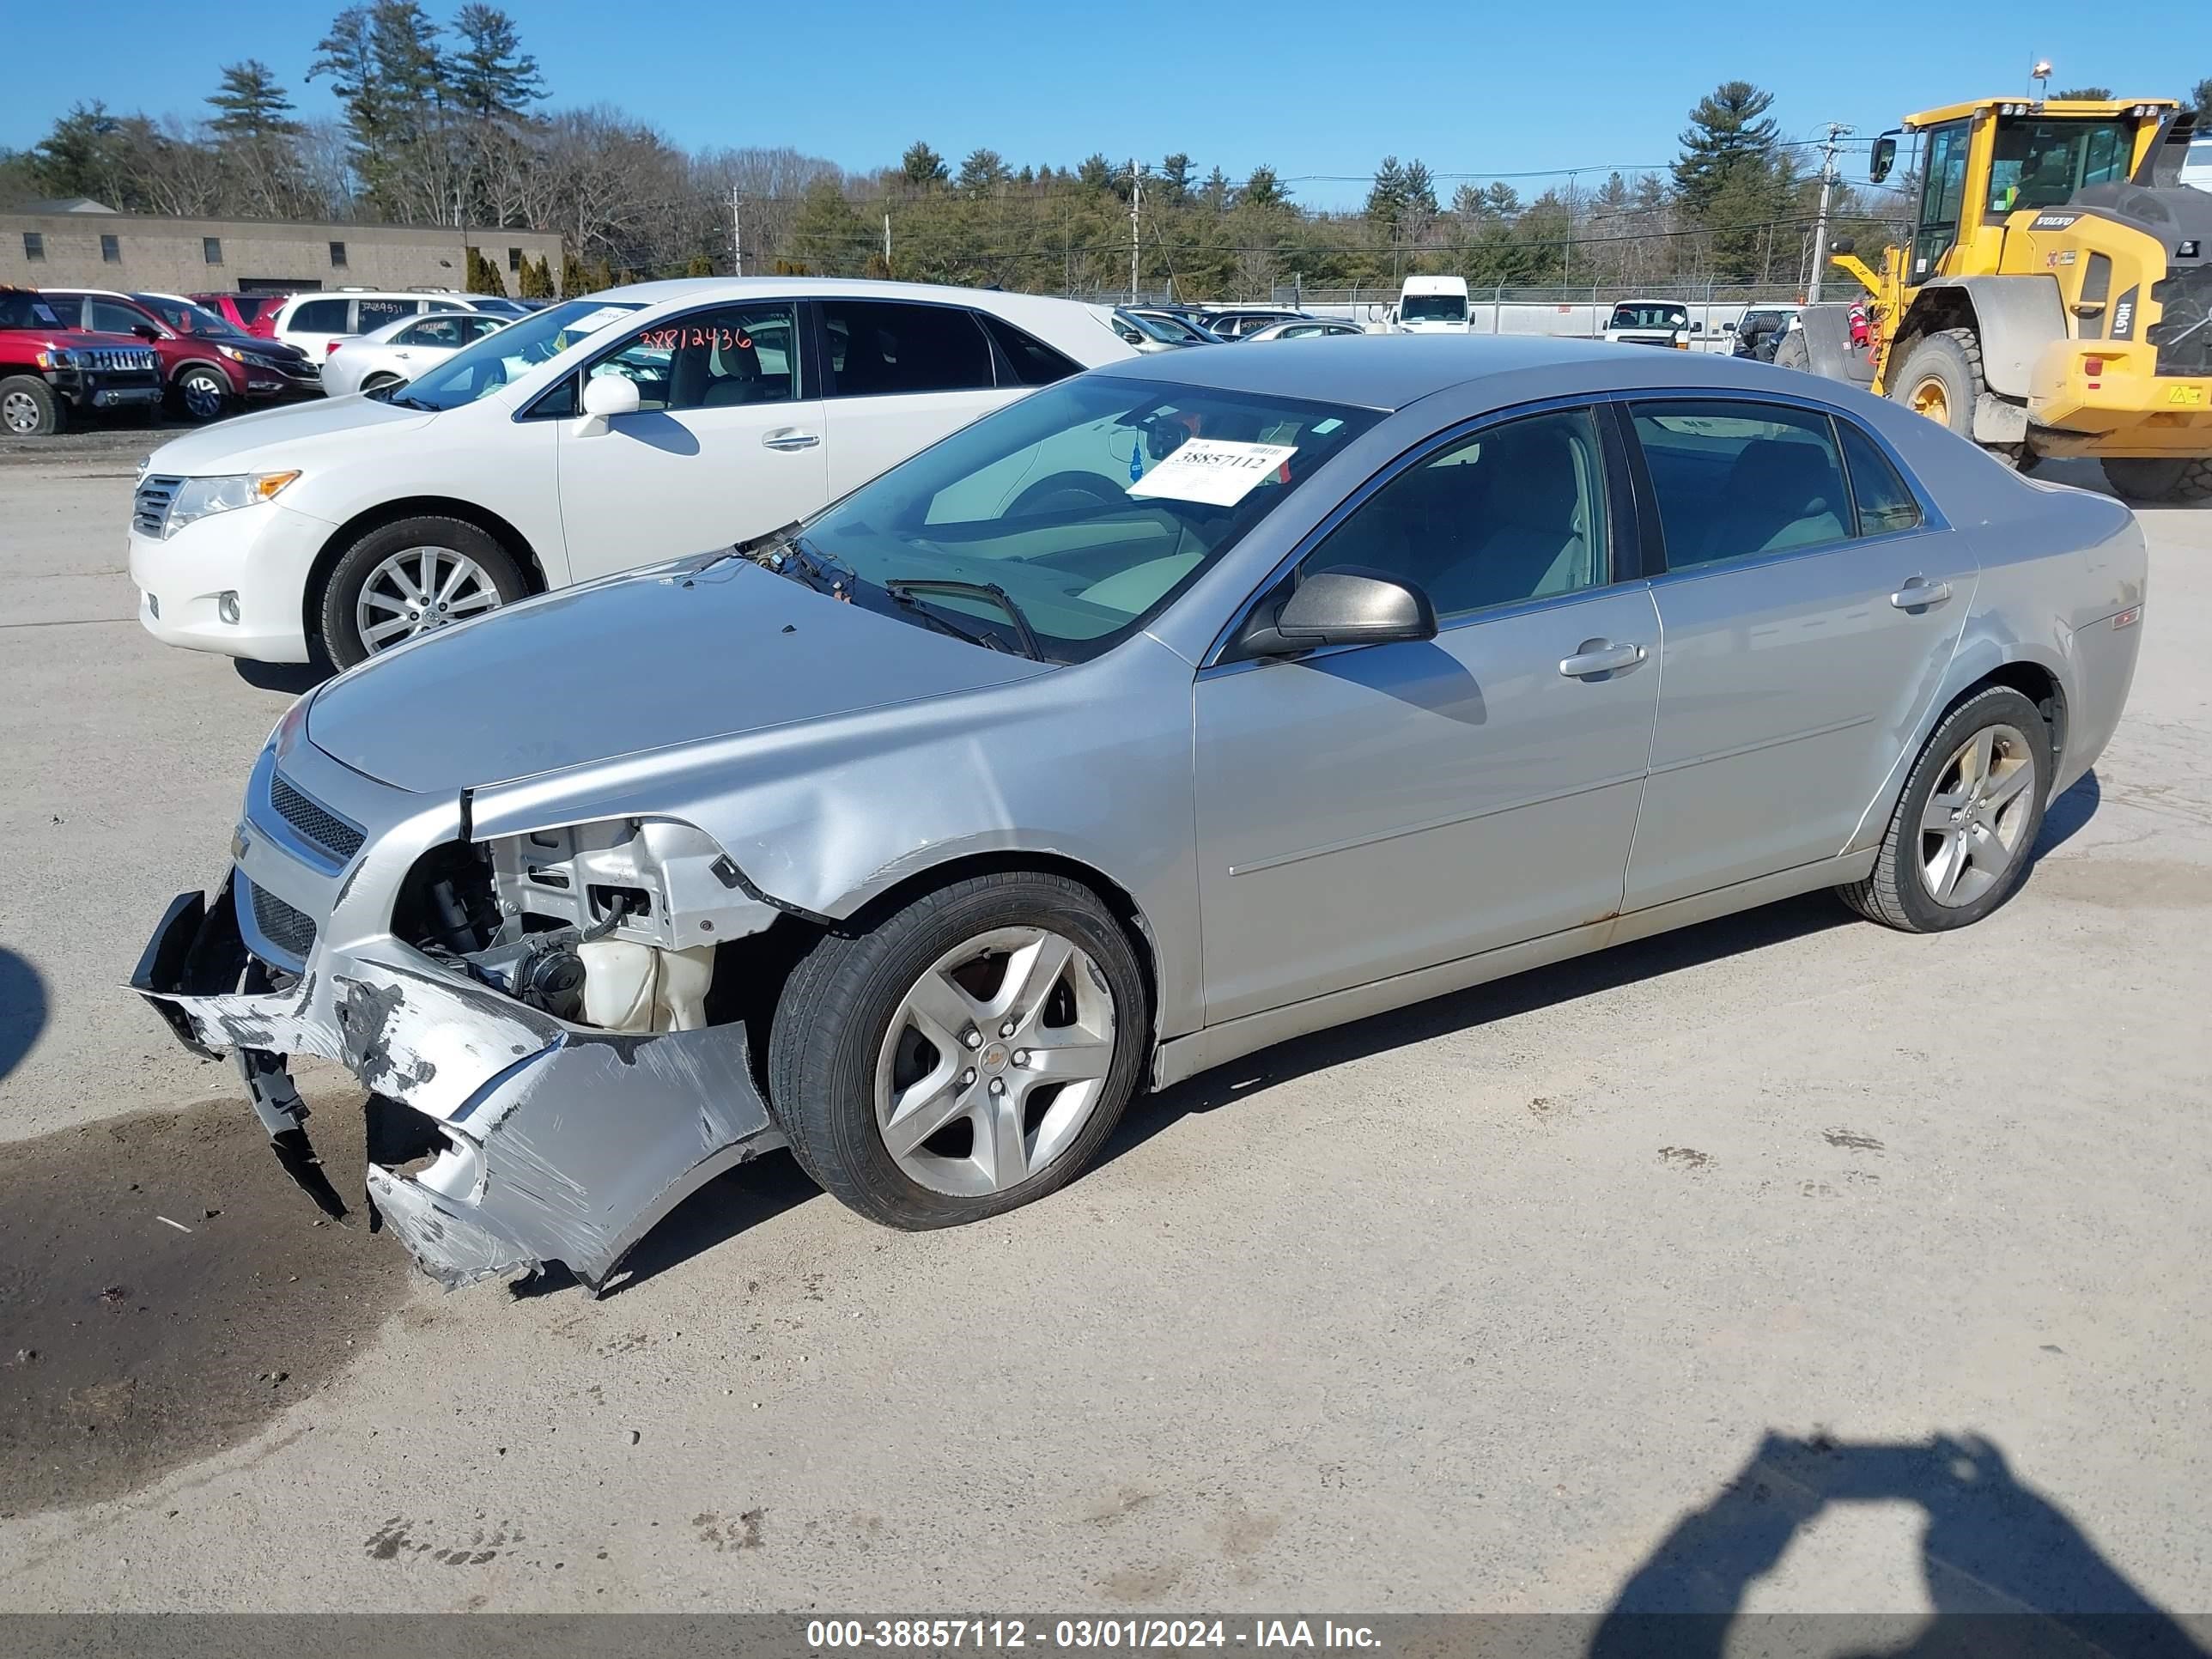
left=180, top=371, right=228, bottom=421
left=872, top=926, right=1118, bottom=1198
left=1919, top=722, right=2035, bottom=908
left=355, top=544, right=504, bottom=653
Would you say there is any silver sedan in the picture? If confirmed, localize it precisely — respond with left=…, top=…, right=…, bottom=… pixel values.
left=137, top=336, right=2145, bottom=1292
left=321, top=309, right=508, bottom=398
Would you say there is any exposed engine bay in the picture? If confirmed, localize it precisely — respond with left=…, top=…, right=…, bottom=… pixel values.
left=404, top=818, right=777, bottom=1034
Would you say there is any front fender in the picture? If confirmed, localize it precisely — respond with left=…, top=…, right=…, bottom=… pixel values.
left=467, top=636, right=1208, bottom=1042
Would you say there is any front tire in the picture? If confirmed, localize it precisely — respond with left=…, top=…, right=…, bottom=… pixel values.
left=1838, top=685, right=2051, bottom=933
left=2102, top=457, right=2212, bottom=505
left=1772, top=331, right=1811, bottom=372
left=170, top=367, right=233, bottom=423
left=1887, top=328, right=1981, bottom=441
left=316, top=515, right=528, bottom=669
left=769, top=872, right=1149, bottom=1231
left=0, top=374, right=63, bottom=436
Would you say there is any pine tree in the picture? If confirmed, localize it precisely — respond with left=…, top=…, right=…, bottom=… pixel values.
left=2053, top=87, right=2112, bottom=100
left=790, top=179, right=867, bottom=275
left=1158, top=153, right=1194, bottom=206
left=2194, top=78, right=2212, bottom=118
left=448, top=4, right=544, bottom=121
left=1672, top=81, right=1780, bottom=218
left=1241, top=165, right=1287, bottom=209
left=463, top=245, right=505, bottom=294
left=518, top=252, right=553, bottom=298
left=901, top=141, right=947, bottom=187
left=1365, top=155, right=1409, bottom=224
left=685, top=252, right=714, bottom=276
left=957, top=149, right=1011, bottom=195
left=206, top=61, right=298, bottom=139
left=561, top=249, right=590, bottom=294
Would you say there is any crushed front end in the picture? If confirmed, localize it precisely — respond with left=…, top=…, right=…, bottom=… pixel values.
left=131, top=704, right=786, bottom=1293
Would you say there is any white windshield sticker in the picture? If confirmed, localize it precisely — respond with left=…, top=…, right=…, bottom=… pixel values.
left=566, top=306, right=635, bottom=336
left=1127, top=439, right=1298, bottom=506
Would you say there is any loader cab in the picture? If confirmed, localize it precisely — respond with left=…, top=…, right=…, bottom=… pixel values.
left=1887, top=99, right=2179, bottom=284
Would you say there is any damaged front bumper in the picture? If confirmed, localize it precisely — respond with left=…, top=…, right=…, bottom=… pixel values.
left=132, top=874, right=784, bottom=1292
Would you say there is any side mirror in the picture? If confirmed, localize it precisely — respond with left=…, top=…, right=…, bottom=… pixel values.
left=1869, top=135, right=1898, bottom=185
left=576, top=372, right=640, bottom=435
left=1242, top=566, right=1438, bottom=656
left=132, top=323, right=162, bottom=342
left=1830, top=234, right=1856, bottom=256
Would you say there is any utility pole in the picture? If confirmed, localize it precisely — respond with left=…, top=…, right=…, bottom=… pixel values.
left=883, top=212, right=892, bottom=272
left=1807, top=121, right=1853, bottom=304
left=1128, top=159, right=1141, bottom=304
left=731, top=186, right=743, bottom=276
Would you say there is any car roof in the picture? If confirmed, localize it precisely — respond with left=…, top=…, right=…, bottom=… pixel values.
left=1095, top=332, right=1829, bottom=412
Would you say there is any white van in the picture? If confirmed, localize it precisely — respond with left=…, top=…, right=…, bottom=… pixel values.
left=1394, top=275, right=1471, bottom=334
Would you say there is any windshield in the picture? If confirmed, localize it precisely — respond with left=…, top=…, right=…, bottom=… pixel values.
left=137, top=295, right=248, bottom=339
left=1399, top=294, right=1467, bottom=322
left=1989, top=117, right=2135, bottom=213
left=803, top=375, right=1380, bottom=662
left=390, top=297, right=642, bottom=410
left=1612, top=303, right=1688, bottom=330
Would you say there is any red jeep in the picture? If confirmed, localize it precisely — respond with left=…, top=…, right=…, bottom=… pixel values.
left=0, top=287, right=162, bottom=435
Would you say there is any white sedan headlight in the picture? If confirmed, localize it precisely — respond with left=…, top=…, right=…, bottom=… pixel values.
left=161, top=471, right=301, bottom=538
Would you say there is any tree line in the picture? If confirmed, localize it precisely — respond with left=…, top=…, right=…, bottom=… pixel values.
left=3, top=8, right=2208, bottom=301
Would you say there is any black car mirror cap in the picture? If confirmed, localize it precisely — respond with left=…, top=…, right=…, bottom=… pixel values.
left=1243, top=566, right=1439, bottom=656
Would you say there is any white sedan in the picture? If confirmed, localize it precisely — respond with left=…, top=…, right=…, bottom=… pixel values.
left=321, top=310, right=510, bottom=399
left=127, top=279, right=1141, bottom=666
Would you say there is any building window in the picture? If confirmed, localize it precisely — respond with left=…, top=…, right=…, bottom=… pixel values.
left=203, top=237, right=223, bottom=265
left=22, top=232, right=44, bottom=262
left=329, top=240, right=347, bottom=269
left=100, top=234, right=121, bottom=264
left=507, top=246, right=523, bottom=272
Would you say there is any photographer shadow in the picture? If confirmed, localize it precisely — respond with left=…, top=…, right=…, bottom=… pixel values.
left=1591, top=1432, right=2208, bottom=1659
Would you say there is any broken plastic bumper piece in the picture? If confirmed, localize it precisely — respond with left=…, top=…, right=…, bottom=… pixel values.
left=131, top=873, right=783, bottom=1292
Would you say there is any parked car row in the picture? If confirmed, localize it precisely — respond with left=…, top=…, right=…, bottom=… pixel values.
left=0, top=284, right=543, bottom=434
left=130, top=313, right=2147, bottom=1292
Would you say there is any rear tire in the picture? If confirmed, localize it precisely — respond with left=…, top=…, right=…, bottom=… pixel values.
left=1772, top=331, right=1811, bottom=372
left=1838, top=685, right=2051, bottom=933
left=768, top=871, right=1149, bottom=1231
left=316, top=515, right=529, bottom=669
left=2102, top=457, right=2212, bottom=505
left=0, top=374, right=63, bottom=436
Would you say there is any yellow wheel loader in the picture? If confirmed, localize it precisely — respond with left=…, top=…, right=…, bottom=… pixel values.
left=1780, top=96, right=2212, bottom=503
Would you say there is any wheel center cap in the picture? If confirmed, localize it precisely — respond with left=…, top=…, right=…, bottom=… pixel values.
left=981, top=1042, right=1010, bottom=1073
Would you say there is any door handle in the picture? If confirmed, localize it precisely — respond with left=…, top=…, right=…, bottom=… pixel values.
left=1558, top=640, right=1646, bottom=679
left=761, top=428, right=821, bottom=451
left=1889, top=578, right=1953, bottom=610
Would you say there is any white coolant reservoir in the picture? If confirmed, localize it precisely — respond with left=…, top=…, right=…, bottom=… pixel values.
left=578, top=939, right=717, bottom=1033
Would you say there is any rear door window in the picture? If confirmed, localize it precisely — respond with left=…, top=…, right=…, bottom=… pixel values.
left=1837, top=420, right=1924, bottom=536
left=980, top=312, right=1080, bottom=386
left=37, top=294, right=86, bottom=327
left=822, top=300, right=995, bottom=397
left=89, top=298, right=150, bottom=335
left=1631, top=400, right=1853, bottom=569
left=289, top=297, right=349, bottom=333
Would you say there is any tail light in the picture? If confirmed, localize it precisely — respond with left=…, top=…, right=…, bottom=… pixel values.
left=2083, top=356, right=2104, bottom=376
left=326, top=339, right=345, bottom=356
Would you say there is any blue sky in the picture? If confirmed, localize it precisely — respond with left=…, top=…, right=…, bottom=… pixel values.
left=9, top=0, right=2210, bottom=208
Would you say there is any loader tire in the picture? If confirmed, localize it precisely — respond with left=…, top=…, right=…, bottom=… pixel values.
left=2102, top=457, right=2212, bottom=505
left=1888, top=328, right=1982, bottom=441
left=1772, top=330, right=1811, bottom=372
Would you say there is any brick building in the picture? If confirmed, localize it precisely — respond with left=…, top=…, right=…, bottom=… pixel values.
left=0, top=202, right=566, bottom=298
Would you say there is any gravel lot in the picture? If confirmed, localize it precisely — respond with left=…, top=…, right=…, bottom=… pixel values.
left=1, top=442, right=2206, bottom=1620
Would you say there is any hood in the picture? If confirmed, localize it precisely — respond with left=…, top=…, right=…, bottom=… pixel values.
left=307, top=558, right=1056, bottom=793
left=145, top=393, right=437, bottom=474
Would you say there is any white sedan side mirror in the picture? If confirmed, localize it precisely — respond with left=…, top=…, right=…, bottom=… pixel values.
left=577, top=373, right=641, bottom=435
